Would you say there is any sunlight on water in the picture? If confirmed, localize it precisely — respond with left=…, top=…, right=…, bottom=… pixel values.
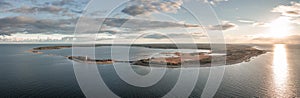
left=272, top=44, right=289, bottom=97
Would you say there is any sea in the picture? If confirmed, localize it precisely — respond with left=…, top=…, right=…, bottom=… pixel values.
left=0, top=44, right=299, bottom=97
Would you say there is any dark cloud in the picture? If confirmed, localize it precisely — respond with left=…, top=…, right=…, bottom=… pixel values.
left=143, top=34, right=167, bottom=39
left=122, top=5, right=150, bottom=16
left=70, top=9, right=84, bottom=14
left=102, top=18, right=235, bottom=32
left=49, top=0, right=89, bottom=12
left=143, top=33, right=207, bottom=39
left=9, top=6, right=66, bottom=14
left=207, top=21, right=237, bottom=31
left=51, top=0, right=74, bottom=6
left=0, top=16, right=75, bottom=34
left=286, top=11, right=300, bottom=15
left=0, top=33, right=11, bottom=36
left=0, top=16, right=223, bottom=37
left=121, top=0, right=183, bottom=16
left=100, top=18, right=200, bottom=31
left=0, top=1, right=11, bottom=6
left=0, top=1, right=12, bottom=10
left=8, top=0, right=89, bottom=16
left=99, top=29, right=128, bottom=34
left=0, top=17, right=200, bottom=35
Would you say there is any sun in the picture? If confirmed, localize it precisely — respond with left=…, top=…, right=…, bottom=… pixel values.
left=268, top=17, right=291, bottom=38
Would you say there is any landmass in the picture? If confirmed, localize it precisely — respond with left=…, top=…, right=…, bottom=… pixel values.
left=27, top=50, right=43, bottom=54
left=32, top=46, right=72, bottom=50
left=27, top=44, right=267, bottom=68
left=28, top=46, right=72, bottom=54
left=67, top=56, right=114, bottom=64
left=132, top=46, right=266, bottom=67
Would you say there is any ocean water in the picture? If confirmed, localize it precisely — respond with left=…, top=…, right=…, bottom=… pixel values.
left=0, top=44, right=299, bottom=97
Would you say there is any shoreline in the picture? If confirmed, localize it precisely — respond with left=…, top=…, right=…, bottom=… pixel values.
left=131, top=46, right=266, bottom=68
left=27, top=44, right=267, bottom=68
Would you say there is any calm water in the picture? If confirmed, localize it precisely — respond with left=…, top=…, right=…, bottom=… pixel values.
left=0, top=44, right=299, bottom=97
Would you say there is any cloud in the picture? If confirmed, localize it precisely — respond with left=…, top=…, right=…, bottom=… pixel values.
left=0, top=13, right=235, bottom=36
left=142, top=32, right=207, bottom=39
left=0, top=33, right=72, bottom=42
left=206, top=21, right=238, bottom=31
left=0, top=33, right=11, bottom=36
left=252, top=35, right=300, bottom=44
left=9, top=5, right=66, bottom=14
left=88, top=10, right=108, bottom=16
left=0, top=16, right=75, bottom=34
left=75, top=17, right=201, bottom=34
left=0, top=1, right=11, bottom=7
left=272, top=2, right=300, bottom=17
left=202, top=0, right=229, bottom=5
left=252, top=22, right=267, bottom=27
left=143, top=33, right=167, bottom=39
left=253, top=16, right=298, bottom=28
left=100, top=18, right=200, bottom=31
left=0, top=16, right=201, bottom=35
left=251, top=1, right=300, bottom=27
left=238, top=19, right=255, bottom=24
left=291, top=18, right=300, bottom=24
left=0, top=1, right=12, bottom=10
left=50, top=0, right=75, bottom=6
left=0, top=33, right=116, bottom=42
left=121, top=0, right=183, bottom=16
left=271, top=2, right=300, bottom=25
left=0, top=15, right=228, bottom=40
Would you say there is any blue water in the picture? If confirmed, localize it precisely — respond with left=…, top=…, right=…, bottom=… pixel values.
left=0, top=44, right=84, bottom=97
left=0, top=44, right=299, bottom=97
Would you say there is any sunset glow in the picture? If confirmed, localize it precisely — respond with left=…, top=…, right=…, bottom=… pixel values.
left=268, top=17, right=292, bottom=38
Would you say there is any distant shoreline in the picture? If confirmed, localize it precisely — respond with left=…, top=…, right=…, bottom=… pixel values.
left=27, top=44, right=267, bottom=68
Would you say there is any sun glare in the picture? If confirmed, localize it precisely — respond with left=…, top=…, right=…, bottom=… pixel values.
left=268, top=17, right=291, bottom=38
left=272, top=44, right=289, bottom=97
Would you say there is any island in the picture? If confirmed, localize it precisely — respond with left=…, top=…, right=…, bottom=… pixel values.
left=132, top=46, right=266, bottom=67
left=28, top=46, right=72, bottom=54
left=67, top=56, right=114, bottom=64
left=27, top=50, right=43, bottom=54
left=27, top=44, right=267, bottom=68
left=32, top=46, right=72, bottom=50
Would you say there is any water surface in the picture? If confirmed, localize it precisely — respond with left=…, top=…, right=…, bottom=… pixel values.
left=0, top=44, right=299, bottom=97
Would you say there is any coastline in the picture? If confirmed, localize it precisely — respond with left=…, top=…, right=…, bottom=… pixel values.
left=27, top=44, right=267, bottom=68
left=131, top=46, right=266, bottom=68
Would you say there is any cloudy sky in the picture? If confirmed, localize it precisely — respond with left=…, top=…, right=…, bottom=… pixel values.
left=0, top=0, right=300, bottom=44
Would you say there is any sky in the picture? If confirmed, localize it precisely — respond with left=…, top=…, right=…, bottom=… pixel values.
left=0, top=0, right=300, bottom=44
